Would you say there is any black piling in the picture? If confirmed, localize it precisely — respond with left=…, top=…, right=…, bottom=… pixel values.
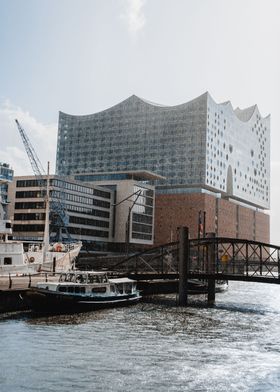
left=207, top=232, right=216, bottom=306
left=53, top=257, right=56, bottom=274
left=178, top=226, right=189, bottom=306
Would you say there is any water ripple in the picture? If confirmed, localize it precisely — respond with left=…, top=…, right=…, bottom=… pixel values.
left=1, top=282, right=280, bottom=391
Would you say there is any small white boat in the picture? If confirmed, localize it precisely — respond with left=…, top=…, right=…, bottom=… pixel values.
left=25, top=271, right=141, bottom=313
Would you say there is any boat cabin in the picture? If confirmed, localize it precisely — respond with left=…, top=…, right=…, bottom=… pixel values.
left=37, top=271, right=138, bottom=297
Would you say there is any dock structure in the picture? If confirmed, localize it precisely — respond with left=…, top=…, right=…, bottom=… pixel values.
left=0, top=275, right=59, bottom=312
left=2, top=230, right=280, bottom=312
left=105, top=228, right=280, bottom=306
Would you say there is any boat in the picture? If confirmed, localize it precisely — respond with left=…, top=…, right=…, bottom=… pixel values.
left=25, top=270, right=141, bottom=313
left=0, top=165, right=82, bottom=276
left=0, top=234, right=82, bottom=276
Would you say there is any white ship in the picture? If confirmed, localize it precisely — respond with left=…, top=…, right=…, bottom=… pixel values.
left=0, top=167, right=82, bottom=276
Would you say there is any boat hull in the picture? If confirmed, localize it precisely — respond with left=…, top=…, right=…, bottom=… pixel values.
left=25, top=288, right=141, bottom=314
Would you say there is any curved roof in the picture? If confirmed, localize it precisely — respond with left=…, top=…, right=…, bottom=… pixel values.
left=59, top=92, right=269, bottom=123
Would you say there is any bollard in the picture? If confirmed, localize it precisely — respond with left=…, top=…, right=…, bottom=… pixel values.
left=178, top=226, right=189, bottom=306
left=8, top=273, right=12, bottom=289
left=28, top=274, right=31, bottom=288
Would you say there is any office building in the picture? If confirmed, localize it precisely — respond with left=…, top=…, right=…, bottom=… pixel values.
left=7, top=174, right=156, bottom=248
left=74, top=170, right=160, bottom=245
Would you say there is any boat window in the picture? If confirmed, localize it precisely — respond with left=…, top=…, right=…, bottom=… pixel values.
left=65, top=273, right=75, bottom=282
left=80, top=287, right=85, bottom=294
left=68, top=286, right=74, bottom=293
left=59, top=274, right=67, bottom=282
left=88, top=274, right=95, bottom=283
left=124, top=284, right=132, bottom=294
left=116, top=284, right=123, bottom=294
left=110, top=285, right=115, bottom=293
left=58, top=286, right=67, bottom=292
left=75, top=274, right=87, bottom=283
left=74, top=287, right=81, bottom=293
left=88, top=274, right=107, bottom=284
left=92, top=287, right=106, bottom=293
left=100, top=275, right=108, bottom=283
left=4, top=257, right=12, bottom=265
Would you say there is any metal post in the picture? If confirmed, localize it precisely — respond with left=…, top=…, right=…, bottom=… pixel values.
left=178, top=226, right=189, bottom=306
left=198, top=211, right=201, bottom=239
left=259, top=244, right=263, bottom=276
left=52, top=257, right=56, bottom=274
left=278, top=249, right=280, bottom=282
left=203, top=211, right=206, bottom=238
left=8, top=273, right=12, bottom=289
left=207, top=232, right=216, bottom=306
left=126, top=207, right=132, bottom=258
left=245, top=242, right=249, bottom=276
left=28, top=274, right=31, bottom=288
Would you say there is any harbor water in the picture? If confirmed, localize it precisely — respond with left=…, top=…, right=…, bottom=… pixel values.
left=1, top=281, right=280, bottom=392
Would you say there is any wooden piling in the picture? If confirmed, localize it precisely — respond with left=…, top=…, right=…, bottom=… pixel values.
left=178, top=226, right=189, bottom=306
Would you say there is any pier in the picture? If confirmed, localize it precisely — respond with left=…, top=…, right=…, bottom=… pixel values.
left=2, top=228, right=280, bottom=312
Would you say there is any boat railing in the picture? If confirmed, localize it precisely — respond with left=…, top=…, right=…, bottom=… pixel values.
left=27, top=242, right=80, bottom=253
left=28, top=243, right=44, bottom=252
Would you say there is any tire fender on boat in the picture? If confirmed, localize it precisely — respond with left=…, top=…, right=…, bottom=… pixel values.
left=54, top=243, right=63, bottom=252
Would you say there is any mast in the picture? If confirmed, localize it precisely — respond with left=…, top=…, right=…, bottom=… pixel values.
left=43, top=162, right=50, bottom=263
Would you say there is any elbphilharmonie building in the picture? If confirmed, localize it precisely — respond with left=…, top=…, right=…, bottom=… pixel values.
left=56, top=93, right=270, bottom=244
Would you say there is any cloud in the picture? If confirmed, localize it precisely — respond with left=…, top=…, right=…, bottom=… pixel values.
left=0, top=100, right=57, bottom=176
left=120, top=0, right=146, bottom=33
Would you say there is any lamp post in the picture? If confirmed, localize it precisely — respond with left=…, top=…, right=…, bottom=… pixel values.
left=113, top=189, right=142, bottom=257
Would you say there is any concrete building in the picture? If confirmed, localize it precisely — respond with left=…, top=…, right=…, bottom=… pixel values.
left=55, top=93, right=270, bottom=244
left=74, top=170, right=161, bottom=246
left=7, top=174, right=156, bottom=249
left=8, top=176, right=113, bottom=244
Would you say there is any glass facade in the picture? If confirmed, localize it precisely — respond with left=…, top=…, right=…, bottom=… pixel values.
left=56, top=94, right=207, bottom=190
left=56, top=93, right=270, bottom=210
left=130, top=185, right=154, bottom=242
left=11, top=176, right=113, bottom=242
left=0, top=163, right=14, bottom=220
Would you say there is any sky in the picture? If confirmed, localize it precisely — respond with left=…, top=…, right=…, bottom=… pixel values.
left=0, top=0, right=279, bottom=242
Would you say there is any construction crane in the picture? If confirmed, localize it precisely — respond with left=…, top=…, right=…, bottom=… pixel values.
left=15, top=119, right=71, bottom=242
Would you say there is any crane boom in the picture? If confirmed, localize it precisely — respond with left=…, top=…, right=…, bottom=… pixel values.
left=15, top=119, right=71, bottom=242
left=15, top=119, right=45, bottom=179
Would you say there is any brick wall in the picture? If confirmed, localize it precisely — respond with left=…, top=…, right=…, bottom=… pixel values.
left=154, top=193, right=270, bottom=246
left=255, top=210, right=270, bottom=243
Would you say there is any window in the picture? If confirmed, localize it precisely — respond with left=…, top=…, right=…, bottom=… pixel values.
left=4, top=257, right=12, bottom=265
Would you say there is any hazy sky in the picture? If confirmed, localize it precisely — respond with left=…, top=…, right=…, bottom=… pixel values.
left=0, top=0, right=279, bottom=242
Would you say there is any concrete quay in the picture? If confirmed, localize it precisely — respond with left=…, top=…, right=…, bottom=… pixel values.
left=0, top=275, right=59, bottom=313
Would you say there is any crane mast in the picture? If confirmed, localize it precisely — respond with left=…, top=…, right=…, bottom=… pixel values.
left=15, top=119, right=71, bottom=242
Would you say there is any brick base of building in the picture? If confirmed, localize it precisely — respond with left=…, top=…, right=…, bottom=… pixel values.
left=154, top=193, right=270, bottom=245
